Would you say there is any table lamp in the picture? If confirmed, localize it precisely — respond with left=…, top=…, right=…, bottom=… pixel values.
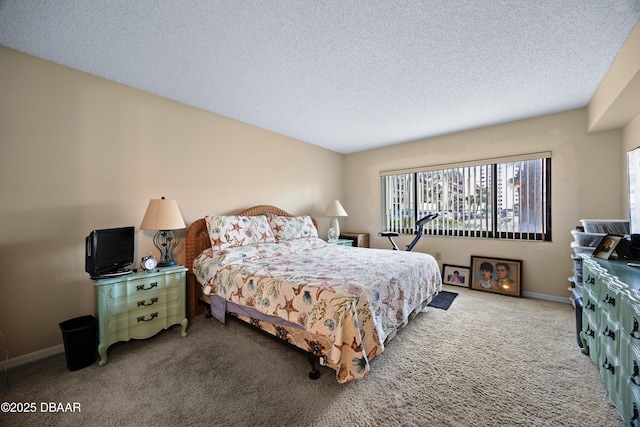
left=140, top=197, right=186, bottom=267
left=323, top=200, right=348, bottom=240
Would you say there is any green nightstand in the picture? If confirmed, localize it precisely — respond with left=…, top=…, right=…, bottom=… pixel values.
left=328, top=239, right=354, bottom=247
left=92, top=266, right=188, bottom=366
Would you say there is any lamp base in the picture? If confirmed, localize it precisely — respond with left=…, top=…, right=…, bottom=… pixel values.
left=329, top=217, right=341, bottom=240
left=157, top=260, right=177, bottom=268
left=153, top=230, right=179, bottom=268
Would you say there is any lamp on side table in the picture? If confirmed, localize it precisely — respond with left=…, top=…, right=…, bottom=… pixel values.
left=140, top=197, right=186, bottom=267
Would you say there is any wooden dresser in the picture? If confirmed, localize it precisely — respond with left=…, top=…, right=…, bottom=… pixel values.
left=93, top=266, right=188, bottom=365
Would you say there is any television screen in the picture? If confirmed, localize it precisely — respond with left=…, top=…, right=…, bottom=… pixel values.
left=85, top=226, right=135, bottom=277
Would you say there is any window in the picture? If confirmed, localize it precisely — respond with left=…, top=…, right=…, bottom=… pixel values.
left=381, top=153, right=551, bottom=241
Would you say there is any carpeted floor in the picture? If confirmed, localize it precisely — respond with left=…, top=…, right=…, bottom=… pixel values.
left=0, top=285, right=623, bottom=426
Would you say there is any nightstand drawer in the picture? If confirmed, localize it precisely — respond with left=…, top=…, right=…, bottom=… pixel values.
left=104, top=304, right=162, bottom=335
left=128, top=275, right=167, bottom=295
left=127, top=305, right=168, bottom=339
left=105, top=289, right=169, bottom=316
left=128, top=299, right=184, bottom=339
left=102, top=276, right=167, bottom=301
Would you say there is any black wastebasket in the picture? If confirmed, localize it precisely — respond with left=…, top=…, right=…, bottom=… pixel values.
left=574, top=297, right=583, bottom=349
left=59, top=315, right=97, bottom=371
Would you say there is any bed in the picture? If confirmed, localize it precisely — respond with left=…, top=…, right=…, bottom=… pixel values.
left=185, top=205, right=442, bottom=383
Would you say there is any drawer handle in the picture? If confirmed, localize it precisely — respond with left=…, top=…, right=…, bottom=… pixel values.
left=632, top=318, right=640, bottom=340
left=602, top=326, right=615, bottom=341
left=137, top=297, right=159, bottom=307
left=602, top=357, right=615, bottom=375
left=602, top=294, right=615, bottom=306
left=136, top=282, right=158, bottom=292
left=586, top=275, right=594, bottom=285
left=586, top=301, right=595, bottom=312
left=585, top=325, right=594, bottom=338
left=631, top=361, right=640, bottom=387
left=137, top=312, right=158, bottom=323
left=632, top=403, right=639, bottom=423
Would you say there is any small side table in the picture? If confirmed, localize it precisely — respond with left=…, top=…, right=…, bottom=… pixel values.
left=340, top=232, right=370, bottom=248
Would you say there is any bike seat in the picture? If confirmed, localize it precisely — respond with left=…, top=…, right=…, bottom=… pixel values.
left=380, top=231, right=399, bottom=237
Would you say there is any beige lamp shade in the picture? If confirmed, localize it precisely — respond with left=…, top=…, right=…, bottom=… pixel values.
left=140, top=197, right=186, bottom=231
left=323, top=200, right=348, bottom=217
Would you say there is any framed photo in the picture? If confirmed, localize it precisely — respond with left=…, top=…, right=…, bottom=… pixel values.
left=593, top=234, right=623, bottom=259
left=470, top=256, right=522, bottom=297
left=442, top=264, right=470, bottom=287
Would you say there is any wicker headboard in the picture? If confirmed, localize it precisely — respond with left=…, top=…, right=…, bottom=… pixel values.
left=185, top=205, right=317, bottom=318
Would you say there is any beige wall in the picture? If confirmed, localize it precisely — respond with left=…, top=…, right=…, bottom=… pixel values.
left=588, top=20, right=640, bottom=133
left=3, top=18, right=639, bottom=362
left=0, top=47, right=343, bottom=360
left=343, top=109, right=623, bottom=299
left=624, top=114, right=640, bottom=154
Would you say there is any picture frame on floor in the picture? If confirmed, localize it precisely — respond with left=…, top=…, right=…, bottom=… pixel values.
left=470, top=256, right=522, bottom=297
left=441, top=264, right=470, bottom=287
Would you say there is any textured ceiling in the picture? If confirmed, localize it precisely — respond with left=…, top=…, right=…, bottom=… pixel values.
left=1, top=1, right=639, bottom=154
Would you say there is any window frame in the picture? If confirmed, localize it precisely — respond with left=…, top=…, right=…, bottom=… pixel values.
left=380, top=153, right=551, bottom=242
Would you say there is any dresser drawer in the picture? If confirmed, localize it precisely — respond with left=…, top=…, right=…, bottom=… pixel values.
left=580, top=317, right=599, bottom=363
left=621, top=334, right=640, bottom=386
left=100, top=276, right=167, bottom=302
left=599, top=310, right=620, bottom=348
left=127, top=305, right=168, bottom=339
left=582, top=261, right=603, bottom=291
left=582, top=292, right=599, bottom=335
left=621, top=290, right=640, bottom=339
left=619, top=379, right=640, bottom=427
left=598, top=277, right=623, bottom=321
left=105, top=289, right=168, bottom=317
left=598, top=344, right=621, bottom=409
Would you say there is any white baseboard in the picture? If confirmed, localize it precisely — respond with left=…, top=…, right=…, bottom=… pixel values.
left=523, top=290, right=571, bottom=304
left=443, top=284, right=573, bottom=304
left=6, top=344, right=64, bottom=370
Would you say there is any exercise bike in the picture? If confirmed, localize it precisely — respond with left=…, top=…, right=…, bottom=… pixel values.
left=380, top=213, right=439, bottom=251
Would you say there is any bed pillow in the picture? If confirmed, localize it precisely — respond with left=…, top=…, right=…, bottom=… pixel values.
left=205, top=215, right=275, bottom=250
left=268, top=215, right=318, bottom=241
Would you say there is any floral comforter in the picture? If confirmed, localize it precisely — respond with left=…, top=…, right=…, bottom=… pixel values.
left=193, top=238, right=442, bottom=382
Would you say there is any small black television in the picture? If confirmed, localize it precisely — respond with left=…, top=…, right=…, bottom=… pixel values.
left=85, top=226, right=135, bottom=278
